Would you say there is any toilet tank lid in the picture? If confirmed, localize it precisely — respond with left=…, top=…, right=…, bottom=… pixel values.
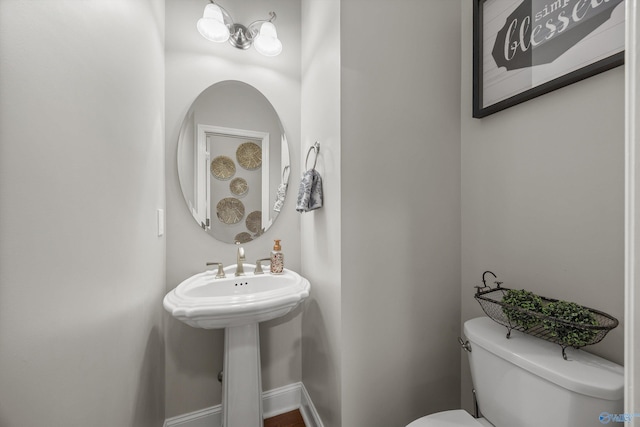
left=464, top=317, right=624, bottom=401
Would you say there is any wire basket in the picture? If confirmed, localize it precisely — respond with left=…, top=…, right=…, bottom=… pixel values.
left=475, top=283, right=618, bottom=360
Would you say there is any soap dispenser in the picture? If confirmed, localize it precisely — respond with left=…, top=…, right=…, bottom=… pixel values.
left=270, top=239, right=284, bottom=274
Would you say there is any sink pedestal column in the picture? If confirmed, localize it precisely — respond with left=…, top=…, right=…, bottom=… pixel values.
left=223, top=323, right=263, bottom=427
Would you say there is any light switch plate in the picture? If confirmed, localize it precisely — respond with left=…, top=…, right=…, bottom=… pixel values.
left=157, top=209, right=165, bottom=237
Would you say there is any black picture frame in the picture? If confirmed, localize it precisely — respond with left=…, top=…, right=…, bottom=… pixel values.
left=473, top=0, right=625, bottom=118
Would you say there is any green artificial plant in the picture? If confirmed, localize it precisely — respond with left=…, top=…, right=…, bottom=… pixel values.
left=542, top=300, right=598, bottom=347
left=502, top=289, right=543, bottom=330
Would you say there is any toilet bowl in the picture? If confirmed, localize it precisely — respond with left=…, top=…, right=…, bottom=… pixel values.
left=406, top=317, right=624, bottom=427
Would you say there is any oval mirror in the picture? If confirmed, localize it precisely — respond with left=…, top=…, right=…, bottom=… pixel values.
left=177, top=81, right=290, bottom=244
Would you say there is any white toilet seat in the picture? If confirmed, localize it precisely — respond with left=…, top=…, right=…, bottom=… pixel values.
left=406, top=410, right=491, bottom=427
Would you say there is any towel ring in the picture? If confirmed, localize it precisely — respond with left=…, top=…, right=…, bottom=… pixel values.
left=305, top=142, right=320, bottom=170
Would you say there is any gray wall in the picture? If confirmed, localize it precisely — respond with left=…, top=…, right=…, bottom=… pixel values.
left=301, top=1, right=343, bottom=426
left=340, top=1, right=463, bottom=426
left=164, top=0, right=302, bottom=417
left=0, top=1, right=166, bottom=426
left=460, top=1, right=625, bottom=414
left=628, top=2, right=640, bottom=414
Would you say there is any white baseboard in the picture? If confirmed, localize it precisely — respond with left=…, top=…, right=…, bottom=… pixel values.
left=298, top=382, right=324, bottom=427
left=164, top=405, right=220, bottom=427
left=163, top=382, right=323, bottom=427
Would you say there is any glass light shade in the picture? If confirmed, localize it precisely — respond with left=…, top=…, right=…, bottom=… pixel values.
left=253, top=22, right=282, bottom=56
left=197, top=4, right=230, bottom=43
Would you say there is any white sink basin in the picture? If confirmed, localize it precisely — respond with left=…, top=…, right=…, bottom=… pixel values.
left=165, top=265, right=310, bottom=426
left=163, top=265, right=310, bottom=329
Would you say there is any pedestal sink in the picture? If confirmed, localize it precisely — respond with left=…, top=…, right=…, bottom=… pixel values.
left=163, top=265, right=310, bottom=427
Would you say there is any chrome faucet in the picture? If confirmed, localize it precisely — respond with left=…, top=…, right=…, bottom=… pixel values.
left=235, top=242, right=245, bottom=276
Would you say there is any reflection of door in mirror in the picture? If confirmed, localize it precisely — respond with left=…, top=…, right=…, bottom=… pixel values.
left=195, top=125, right=269, bottom=243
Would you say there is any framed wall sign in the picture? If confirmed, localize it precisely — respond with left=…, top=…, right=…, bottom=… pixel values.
left=473, top=0, right=625, bottom=118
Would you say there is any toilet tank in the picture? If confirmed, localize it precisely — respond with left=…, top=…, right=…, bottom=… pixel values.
left=465, top=317, right=623, bottom=427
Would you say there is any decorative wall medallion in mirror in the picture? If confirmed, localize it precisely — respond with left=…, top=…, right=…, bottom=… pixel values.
left=217, top=198, right=245, bottom=225
left=230, top=177, right=248, bottom=197
left=210, top=156, right=236, bottom=180
left=237, top=142, right=262, bottom=170
left=245, top=211, right=262, bottom=234
left=177, top=80, right=290, bottom=244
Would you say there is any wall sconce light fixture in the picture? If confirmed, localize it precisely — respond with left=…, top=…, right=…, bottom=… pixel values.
left=197, top=1, right=282, bottom=57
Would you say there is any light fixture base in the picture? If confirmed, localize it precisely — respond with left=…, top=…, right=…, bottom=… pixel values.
left=229, top=24, right=253, bottom=50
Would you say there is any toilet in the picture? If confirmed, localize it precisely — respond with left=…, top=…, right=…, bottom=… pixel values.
left=407, top=317, right=624, bottom=427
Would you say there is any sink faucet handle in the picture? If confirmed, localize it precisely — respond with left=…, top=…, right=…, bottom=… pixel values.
left=254, top=258, right=271, bottom=275
left=206, top=262, right=226, bottom=279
